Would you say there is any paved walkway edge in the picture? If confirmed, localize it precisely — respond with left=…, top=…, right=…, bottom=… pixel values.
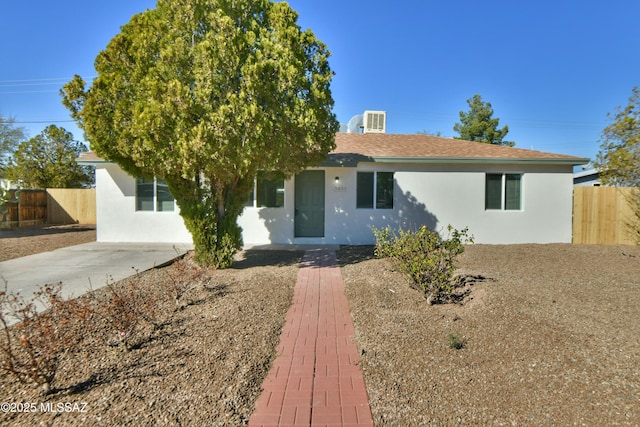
left=249, top=249, right=374, bottom=427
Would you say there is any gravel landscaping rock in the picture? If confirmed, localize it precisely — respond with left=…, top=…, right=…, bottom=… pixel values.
left=341, top=244, right=640, bottom=426
left=0, top=225, right=96, bottom=261
left=0, top=227, right=638, bottom=425
left=0, top=248, right=302, bottom=426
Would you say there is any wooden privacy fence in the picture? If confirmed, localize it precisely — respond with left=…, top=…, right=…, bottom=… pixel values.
left=0, top=190, right=47, bottom=227
left=47, top=188, right=96, bottom=225
left=1, top=188, right=96, bottom=228
left=573, top=186, right=638, bottom=245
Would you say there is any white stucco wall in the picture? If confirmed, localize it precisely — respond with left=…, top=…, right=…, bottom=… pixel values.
left=96, top=162, right=575, bottom=245
left=95, top=165, right=192, bottom=243
left=391, top=163, right=574, bottom=244
left=238, top=163, right=575, bottom=245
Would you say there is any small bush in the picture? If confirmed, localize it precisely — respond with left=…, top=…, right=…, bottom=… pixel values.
left=88, top=273, right=164, bottom=351
left=163, top=254, right=207, bottom=308
left=447, top=332, right=466, bottom=350
left=373, top=224, right=473, bottom=304
left=0, top=281, right=92, bottom=394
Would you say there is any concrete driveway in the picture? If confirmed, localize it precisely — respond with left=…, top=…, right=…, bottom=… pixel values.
left=0, top=242, right=193, bottom=302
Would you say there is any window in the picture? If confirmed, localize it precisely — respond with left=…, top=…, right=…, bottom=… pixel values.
left=504, top=174, right=522, bottom=210
left=357, top=172, right=394, bottom=209
left=356, top=172, right=374, bottom=208
left=485, top=173, right=522, bottom=210
left=485, top=174, right=502, bottom=210
left=376, top=172, right=394, bottom=209
left=245, top=172, right=285, bottom=208
left=136, top=178, right=175, bottom=212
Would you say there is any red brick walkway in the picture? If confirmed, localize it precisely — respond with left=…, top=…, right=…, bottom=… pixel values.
left=248, top=249, right=374, bottom=427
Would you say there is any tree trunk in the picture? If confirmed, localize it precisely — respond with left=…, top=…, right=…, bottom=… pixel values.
left=169, top=175, right=251, bottom=268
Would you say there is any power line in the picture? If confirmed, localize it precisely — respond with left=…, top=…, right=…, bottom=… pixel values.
left=0, top=90, right=60, bottom=94
left=0, top=75, right=96, bottom=94
left=0, top=76, right=96, bottom=84
left=13, top=120, right=75, bottom=124
left=0, top=82, right=69, bottom=88
left=395, top=109, right=607, bottom=132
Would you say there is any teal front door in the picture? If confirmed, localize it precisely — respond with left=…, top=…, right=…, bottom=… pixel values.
left=295, top=170, right=325, bottom=237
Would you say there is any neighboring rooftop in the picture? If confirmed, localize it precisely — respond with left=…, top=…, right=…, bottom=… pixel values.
left=77, top=151, right=107, bottom=164
left=573, top=168, right=601, bottom=186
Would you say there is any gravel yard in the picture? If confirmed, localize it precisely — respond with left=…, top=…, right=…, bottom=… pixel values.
left=0, top=225, right=96, bottom=261
left=0, top=227, right=638, bottom=425
left=342, top=244, right=640, bottom=425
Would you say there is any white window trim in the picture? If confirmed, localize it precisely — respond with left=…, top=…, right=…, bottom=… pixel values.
left=135, top=177, right=175, bottom=213
left=357, top=171, right=394, bottom=210
left=245, top=173, right=286, bottom=209
left=485, top=173, right=524, bottom=211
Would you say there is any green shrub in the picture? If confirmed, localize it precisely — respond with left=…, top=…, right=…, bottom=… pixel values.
left=373, top=224, right=473, bottom=304
left=447, top=332, right=466, bottom=349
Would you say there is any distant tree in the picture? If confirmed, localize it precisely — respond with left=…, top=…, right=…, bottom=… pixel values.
left=7, top=125, right=93, bottom=188
left=418, top=130, right=442, bottom=137
left=594, top=87, right=640, bottom=243
left=627, top=189, right=640, bottom=244
left=61, top=0, right=338, bottom=268
left=595, top=87, right=640, bottom=187
left=453, top=94, right=514, bottom=146
left=0, top=115, right=26, bottom=176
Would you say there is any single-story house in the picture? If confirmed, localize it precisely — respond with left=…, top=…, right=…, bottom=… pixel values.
left=0, top=179, right=19, bottom=191
left=573, top=168, right=601, bottom=186
left=78, top=131, right=589, bottom=246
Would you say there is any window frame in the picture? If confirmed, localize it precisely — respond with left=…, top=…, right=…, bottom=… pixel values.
left=356, top=172, right=374, bottom=209
left=485, top=173, right=523, bottom=211
left=245, top=171, right=285, bottom=208
left=356, top=171, right=394, bottom=210
left=136, top=177, right=175, bottom=212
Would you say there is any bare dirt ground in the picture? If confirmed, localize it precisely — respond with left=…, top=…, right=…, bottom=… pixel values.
left=0, top=232, right=302, bottom=426
left=0, top=228, right=639, bottom=426
left=0, top=225, right=96, bottom=261
left=341, top=244, right=640, bottom=426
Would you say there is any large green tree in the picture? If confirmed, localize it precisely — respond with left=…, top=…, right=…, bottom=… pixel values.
left=594, top=87, right=640, bottom=243
left=453, top=94, right=514, bottom=146
left=595, top=87, right=640, bottom=187
left=0, top=115, right=26, bottom=176
left=61, top=0, right=338, bottom=267
left=7, top=125, right=93, bottom=189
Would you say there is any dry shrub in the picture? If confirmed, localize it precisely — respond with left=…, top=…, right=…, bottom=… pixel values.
left=0, top=255, right=207, bottom=395
left=87, top=273, right=166, bottom=351
left=0, top=281, right=92, bottom=394
left=162, top=253, right=210, bottom=308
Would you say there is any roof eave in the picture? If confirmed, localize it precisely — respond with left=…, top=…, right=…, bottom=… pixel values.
left=364, top=156, right=591, bottom=166
left=77, top=159, right=110, bottom=165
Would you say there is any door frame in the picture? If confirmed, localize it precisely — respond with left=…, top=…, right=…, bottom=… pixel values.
left=294, top=170, right=325, bottom=238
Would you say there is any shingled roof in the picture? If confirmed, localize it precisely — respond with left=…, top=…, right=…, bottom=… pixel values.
left=78, top=133, right=589, bottom=166
left=326, top=133, right=589, bottom=166
left=77, top=151, right=106, bottom=163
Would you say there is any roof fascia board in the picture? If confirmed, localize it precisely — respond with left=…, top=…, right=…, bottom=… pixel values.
left=366, top=156, right=591, bottom=166
left=77, top=160, right=110, bottom=165
left=80, top=155, right=590, bottom=168
left=317, top=160, right=359, bottom=167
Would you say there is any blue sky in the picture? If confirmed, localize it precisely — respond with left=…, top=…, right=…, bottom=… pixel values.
left=1, top=0, right=639, bottom=162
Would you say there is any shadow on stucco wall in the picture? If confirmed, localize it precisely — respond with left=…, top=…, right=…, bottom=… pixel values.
left=322, top=181, right=439, bottom=246
left=254, top=180, right=438, bottom=249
